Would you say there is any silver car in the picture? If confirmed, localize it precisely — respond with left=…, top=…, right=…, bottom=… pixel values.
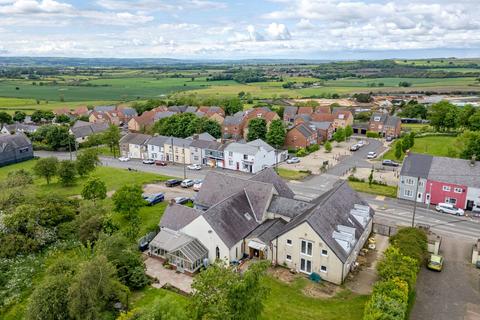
left=435, top=203, right=465, bottom=216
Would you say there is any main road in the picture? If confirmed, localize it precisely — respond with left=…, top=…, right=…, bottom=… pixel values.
left=35, top=150, right=480, bottom=240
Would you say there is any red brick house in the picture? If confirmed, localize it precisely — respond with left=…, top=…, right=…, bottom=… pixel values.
left=297, top=106, right=313, bottom=116
left=314, top=106, right=331, bottom=114
left=368, top=113, right=401, bottom=137
left=285, top=123, right=317, bottom=149
left=309, top=121, right=334, bottom=143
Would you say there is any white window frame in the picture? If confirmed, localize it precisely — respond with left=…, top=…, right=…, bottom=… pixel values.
left=301, top=240, right=313, bottom=257
left=404, top=189, right=414, bottom=198
left=445, top=197, right=457, bottom=205
left=321, top=249, right=328, bottom=257
left=300, top=258, right=312, bottom=274
left=286, top=239, right=292, bottom=246
left=454, top=187, right=463, bottom=193
left=405, top=178, right=415, bottom=186
left=443, top=185, right=451, bottom=192
left=320, top=265, right=327, bottom=273
left=286, top=255, right=292, bottom=262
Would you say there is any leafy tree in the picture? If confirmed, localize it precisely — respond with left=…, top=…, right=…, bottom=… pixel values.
left=429, top=101, right=458, bottom=131
left=76, top=202, right=107, bottom=244
left=198, top=118, right=222, bottom=139
left=112, top=185, right=145, bottom=239
left=394, top=141, right=403, bottom=160
left=324, top=141, right=332, bottom=153
left=27, top=275, right=71, bottom=320
left=266, top=119, right=286, bottom=147
left=458, top=131, right=480, bottom=160
left=81, top=177, right=107, bottom=202
left=32, top=125, right=75, bottom=151
left=333, top=127, right=345, bottom=143
left=33, top=157, right=58, bottom=184
left=56, top=114, right=71, bottom=123
left=353, top=93, right=372, bottom=103
left=344, top=125, right=353, bottom=140
left=0, top=111, right=12, bottom=125
left=68, top=255, right=129, bottom=320
left=247, top=118, right=267, bottom=142
left=58, top=160, right=77, bottom=186
left=102, top=125, right=121, bottom=157
left=13, top=111, right=27, bottom=122
left=398, top=102, right=427, bottom=119
left=368, top=169, right=374, bottom=186
left=457, top=104, right=476, bottom=128
left=468, top=110, right=480, bottom=131
left=141, top=295, right=188, bottom=320
left=223, top=97, right=243, bottom=115
left=43, top=111, right=55, bottom=121
left=76, top=148, right=100, bottom=176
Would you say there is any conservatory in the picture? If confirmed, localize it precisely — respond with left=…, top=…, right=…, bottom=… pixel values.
left=149, top=228, right=208, bottom=273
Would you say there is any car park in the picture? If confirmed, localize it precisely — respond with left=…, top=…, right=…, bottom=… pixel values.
left=427, top=254, right=444, bottom=271
left=118, top=156, right=130, bottom=162
left=350, top=144, right=360, bottom=151
left=142, top=159, right=155, bottom=164
left=357, top=140, right=366, bottom=147
left=165, top=179, right=182, bottom=187
left=174, top=197, right=191, bottom=205
left=143, top=193, right=165, bottom=206
left=193, top=181, right=203, bottom=191
left=367, top=152, right=377, bottom=159
left=286, top=157, right=300, bottom=164
left=435, top=202, right=465, bottom=216
left=181, top=179, right=194, bottom=188
left=155, top=160, right=167, bottom=166
left=382, top=159, right=399, bottom=167
left=187, top=164, right=202, bottom=170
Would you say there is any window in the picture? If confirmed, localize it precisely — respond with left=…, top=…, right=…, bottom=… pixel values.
left=194, top=156, right=199, bottom=161
left=300, top=258, right=312, bottom=274
left=418, top=180, right=424, bottom=187
left=286, top=239, right=292, bottom=246
left=286, top=255, right=292, bottom=261
left=301, top=240, right=313, bottom=256
left=320, top=266, right=327, bottom=273
left=443, top=186, right=451, bottom=192
left=216, top=247, right=220, bottom=260
left=454, top=187, right=463, bottom=193
left=321, top=249, right=328, bottom=256
left=243, top=154, right=248, bottom=160
left=374, top=116, right=381, bottom=121
left=404, top=189, right=414, bottom=198
left=405, top=178, right=415, bottom=186
left=229, top=160, right=233, bottom=166
left=229, top=152, right=233, bottom=157
left=445, top=197, right=457, bottom=205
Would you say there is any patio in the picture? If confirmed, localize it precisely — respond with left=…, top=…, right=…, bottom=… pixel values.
left=144, top=256, right=194, bottom=294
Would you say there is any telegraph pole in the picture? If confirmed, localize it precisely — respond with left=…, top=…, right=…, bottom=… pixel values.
left=183, top=143, right=186, bottom=179
left=411, top=176, right=420, bottom=227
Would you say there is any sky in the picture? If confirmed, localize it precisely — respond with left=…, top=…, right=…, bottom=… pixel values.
left=0, top=0, right=479, bottom=60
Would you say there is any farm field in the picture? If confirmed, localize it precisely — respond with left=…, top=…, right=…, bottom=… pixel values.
left=0, top=98, right=119, bottom=113
left=382, top=136, right=460, bottom=161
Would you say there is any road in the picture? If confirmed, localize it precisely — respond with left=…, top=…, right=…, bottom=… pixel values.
left=35, top=150, right=480, bottom=240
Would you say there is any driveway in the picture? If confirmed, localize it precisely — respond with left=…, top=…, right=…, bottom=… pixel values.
left=411, top=237, right=480, bottom=320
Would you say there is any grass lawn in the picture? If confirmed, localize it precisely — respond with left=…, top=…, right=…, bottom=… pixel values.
left=402, top=123, right=432, bottom=133
left=348, top=181, right=398, bottom=198
left=129, top=286, right=189, bottom=313
left=383, top=136, right=460, bottom=161
left=276, top=168, right=310, bottom=180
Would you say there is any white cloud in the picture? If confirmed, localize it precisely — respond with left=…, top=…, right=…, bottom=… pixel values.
left=296, top=18, right=314, bottom=30
left=0, top=0, right=72, bottom=14
left=265, top=22, right=291, bottom=40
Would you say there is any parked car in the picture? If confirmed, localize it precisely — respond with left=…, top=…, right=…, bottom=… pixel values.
left=143, top=193, right=165, bottom=206
left=367, top=152, right=377, bottom=159
left=357, top=140, right=366, bottom=147
left=193, top=181, right=203, bottom=192
left=427, top=254, right=444, bottom=271
left=435, top=202, right=465, bottom=216
left=174, top=197, right=190, bottom=205
left=181, top=179, right=194, bottom=188
left=472, top=204, right=480, bottom=215
left=382, top=159, right=399, bottom=167
left=142, top=159, right=155, bottom=164
left=118, top=156, right=130, bottom=162
left=187, top=164, right=202, bottom=170
left=138, top=238, right=149, bottom=251
left=165, top=179, right=182, bottom=187
left=350, top=144, right=360, bottom=151
left=386, top=136, right=393, bottom=142
left=155, top=160, right=167, bottom=166
left=286, top=157, right=300, bottom=164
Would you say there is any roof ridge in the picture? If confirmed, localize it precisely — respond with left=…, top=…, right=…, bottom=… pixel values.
left=243, top=188, right=262, bottom=223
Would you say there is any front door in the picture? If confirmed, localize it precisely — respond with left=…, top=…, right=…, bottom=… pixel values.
left=417, top=192, right=423, bottom=202
left=467, top=200, right=474, bottom=211
left=425, top=193, right=431, bottom=205
left=236, top=162, right=239, bottom=170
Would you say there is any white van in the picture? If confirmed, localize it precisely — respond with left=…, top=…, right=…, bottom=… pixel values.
left=472, top=204, right=480, bottom=214
left=435, top=203, right=465, bottom=216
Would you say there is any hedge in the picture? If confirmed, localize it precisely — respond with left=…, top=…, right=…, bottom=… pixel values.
left=366, top=131, right=381, bottom=138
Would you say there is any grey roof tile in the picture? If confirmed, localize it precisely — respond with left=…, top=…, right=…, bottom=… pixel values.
left=400, top=153, right=433, bottom=179
left=267, top=195, right=313, bottom=218
left=160, top=204, right=202, bottom=231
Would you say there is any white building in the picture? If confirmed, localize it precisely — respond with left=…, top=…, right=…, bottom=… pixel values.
left=146, top=135, right=169, bottom=160
left=223, top=139, right=277, bottom=174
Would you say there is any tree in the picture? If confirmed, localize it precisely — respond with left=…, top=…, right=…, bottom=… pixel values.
left=142, top=295, right=188, bottom=320
left=394, top=141, right=403, bottom=160
left=344, top=125, right=353, bottom=140
left=68, top=255, right=129, bottom=320
left=32, top=125, right=75, bottom=151
left=458, top=131, right=480, bottom=160
left=247, top=118, right=267, bottom=142
left=13, top=111, right=27, bottom=122
left=43, top=111, right=55, bottom=121
left=76, top=149, right=100, bottom=176
left=33, top=157, right=58, bottom=184
left=0, top=111, right=12, bottom=125
left=81, top=177, right=107, bottom=202
left=76, top=202, right=107, bottom=244
left=4, top=169, right=33, bottom=188
left=223, top=98, right=243, bottom=115
left=333, top=127, right=345, bottom=143
left=58, top=160, right=77, bottom=186
left=456, top=104, right=476, bottom=128
left=368, top=169, right=374, bottom=186
left=401, top=138, right=410, bottom=153
left=191, top=261, right=269, bottom=320
left=468, top=110, right=480, bottom=131
left=27, top=275, right=71, bottom=320
left=266, top=119, right=286, bottom=147
left=112, top=185, right=145, bottom=239
left=102, top=125, right=121, bottom=157
left=429, top=101, right=458, bottom=131
left=196, top=118, right=221, bottom=139
left=56, top=114, right=71, bottom=123
left=31, top=110, right=44, bottom=123
left=324, top=141, right=332, bottom=153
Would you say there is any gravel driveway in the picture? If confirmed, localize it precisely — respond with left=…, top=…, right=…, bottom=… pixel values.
left=411, top=237, right=480, bottom=320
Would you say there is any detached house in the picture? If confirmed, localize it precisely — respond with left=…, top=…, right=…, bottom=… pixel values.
left=128, top=111, right=155, bottom=132
left=119, top=133, right=152, bottom=159
left=285, top=123, right=318, bottom=149
left=369, top=113, right=401, bottom=138
left=149, top=169, right=373, bottom=284
left=0, top=134, right=34, bottom=167
left=283, top=106, right=298, bottom=124
left=222, top=112, right=245, bottom=140
left=309, top=121, right=334, bottom=142
left=332, top=110, right=354, bottom=130
left=223, top=139, right=277, bottom=174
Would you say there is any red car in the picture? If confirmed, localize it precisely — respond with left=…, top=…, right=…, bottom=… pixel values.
left=155, top=160, right=167, bottom=166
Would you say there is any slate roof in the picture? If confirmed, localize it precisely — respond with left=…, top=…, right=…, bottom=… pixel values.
left=277, top=181, right=373, bottom=263
left=154, top=111, right=176, bottom=120
left=119, top=133, right=152, bottom=145
left=295, top=123, right=315, bottom=138
left=147, top=135, right=169, bottom=147
left=400, top=153, right=433, bottom=179
left=428, top=156, right=480, bottom=188
left=190, top=139, right=213, bottom=149
left=370, top=113, right=388, bottom=123
left=225, top=139, right=274, bottom=156
left=185, top=106, right=198, bottom=113
left=187, top=132, right=216, bottom=142
left=94, top=105, right=116, bottom=112
left=169, top=137, right=192, bottom=147
left=309, top=121, right=332, bottom=131
left=121, top=108, right=138, bottom=117
left=250, top=167, right=295, bottom=199
left=3, top=123, right=39, bottom=133
left=247, top=218, right=287, bottom=244
left=224, top=115, right=243, bottom=126
left=267, top=195, right=313, bottom=219
left=71, top=122, right=108, bottom=138
left=0, top=133, right=31, bottom=152
left=247, top=139, right=274, bottom=152
left=284, top=106, right=298, bottom=115
left=160, top=204, right=202, bottom=231
left=195, top=172, right=252, bottom=208
left=385, top=115, right=400, bottom=127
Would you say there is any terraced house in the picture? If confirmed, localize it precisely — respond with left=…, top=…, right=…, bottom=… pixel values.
left=149, top=169, right=374, bottom=284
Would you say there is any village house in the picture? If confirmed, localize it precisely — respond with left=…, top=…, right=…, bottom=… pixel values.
left=398, top=153, right=480, bottom=211
left=243, top=108, right=280, bottom=139
left=283, top=106, right=298, bottom=124
left=332, top=110, right=354, bottom=130
left=297, top=106, right=313, bottom=116
left=72, top=106, right=90, bottom=117
left=163, top=137, right=192, bottom=164
left=0, top=134, right=34, bottom=167
left=188, top=133, right=217, bottom=165
left=1, top=123, right=39, bottom=135
left=223, top=139, right=278, bottom=174
left=119, top=133, right=152, bottom=159
left=204, top=141, right=228, bottom=168
left=285, top=123, right=318, bottom=149
left=70, top=121, right=109, bottom=143
left=309, top=121, right=334, bottom=143
left=128, top=111, right=156, bottom=132
left=149, top=169, right=373, bottom=284
left=368, top=113, right=401, bottom=138
left=198, top=106, right=225, bottom=118
left=146, top=135, right=169, bottom=161
left=222, top=112, right=246, bottom=140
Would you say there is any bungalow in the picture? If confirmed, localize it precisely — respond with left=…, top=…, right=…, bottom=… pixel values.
left=119, top=133, right=152, bottom=159
left=285, top=123, right=318, bottom=149
left=70, top=121, right=109, bottom=143
left=1, top=123, right=39, bottom=135
left=0, top=134, right=34, bottom=167
left=149, top=169, right=373, bottom=285
left=223, top=139, right=277, bottom=174
left=146, top=135, right=169, bottom=160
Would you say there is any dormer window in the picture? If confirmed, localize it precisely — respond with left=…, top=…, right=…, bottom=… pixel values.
left=374, top=116, right=381, bottom=121
left=244, top=212, right=252, bottom=221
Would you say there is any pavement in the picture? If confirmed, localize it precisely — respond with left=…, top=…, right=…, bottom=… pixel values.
left=411, top=237, right=480, bottom=320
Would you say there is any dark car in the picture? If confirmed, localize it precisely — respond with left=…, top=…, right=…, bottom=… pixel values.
left=155, top=160, right=167, bottom=166
left=165, top=179, right=182, bottom=187
left=143, top=193, right=165, bottom=206
left=382, top=159, right=400, bottom=167
left=174, top=197, right=191, bottom=205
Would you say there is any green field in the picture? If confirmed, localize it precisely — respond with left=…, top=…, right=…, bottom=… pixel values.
left=383, top=136, right=460, bottom=161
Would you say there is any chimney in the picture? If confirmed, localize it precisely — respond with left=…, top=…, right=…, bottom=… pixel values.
left=471, top=155, right=477, bottom=167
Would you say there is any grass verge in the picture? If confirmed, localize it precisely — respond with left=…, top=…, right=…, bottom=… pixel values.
left=348, top=181, right=398, bottom=198
left=276, top=168, right=311, bottom=180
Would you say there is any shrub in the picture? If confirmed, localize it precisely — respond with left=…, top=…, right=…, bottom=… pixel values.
left=347, top=175, right=365, bottom=183
left=390, top=228, right=427, bottom=265
left=306, top=144, right=320, bottom=153
left=295, top=148, right=308, bottom=157
left=366, top=131, right=381, bottom=138
left=363, top=278, right=409, bottom=320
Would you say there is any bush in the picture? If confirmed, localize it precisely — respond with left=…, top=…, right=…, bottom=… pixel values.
left=390, top=228, right=427, bottom=265
left=347, top=175, right=365, bottom=183
left=295, top=148, right=308, bottom=157
left=366, top=131, right=381, bottom=138
left=306, top=144, right=320, bottom=153
left=363, top=278, right=409, bottom=320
